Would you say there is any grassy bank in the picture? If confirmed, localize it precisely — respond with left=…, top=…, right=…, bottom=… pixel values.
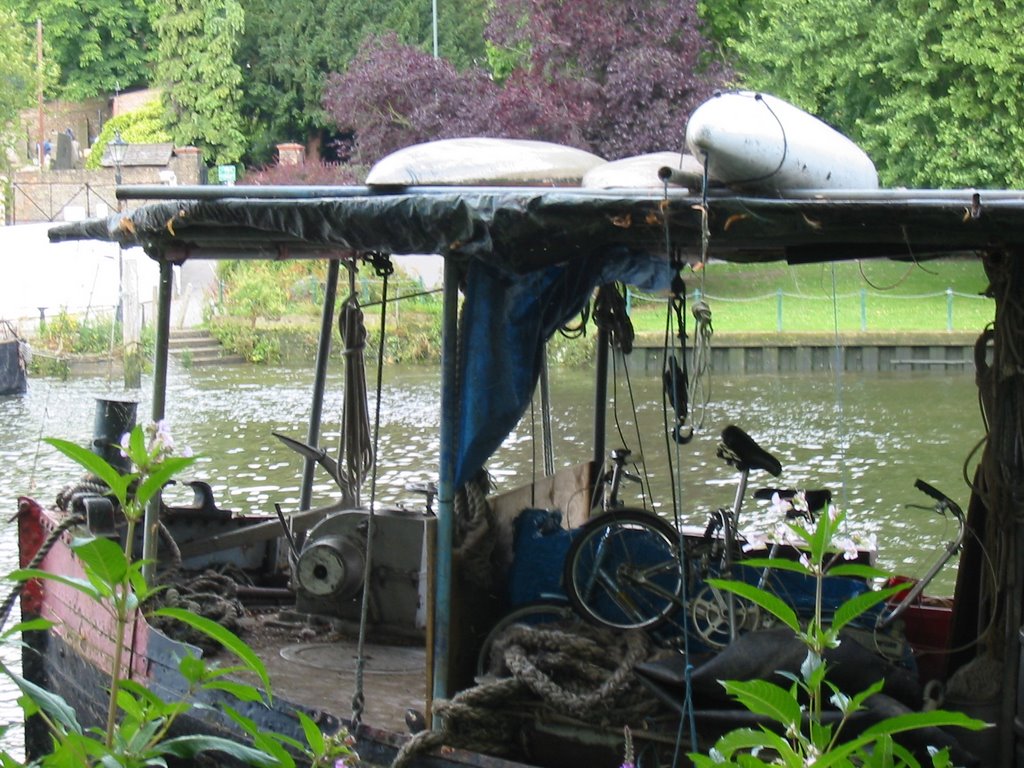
left=209, top=257, right=993, bottom=365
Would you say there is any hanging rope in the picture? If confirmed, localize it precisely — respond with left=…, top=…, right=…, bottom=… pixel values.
left=689, top=298, right=713, bottom=431
left=351, top=252, right=393, bottom=731
left=337, top=265, right=374, bottom=507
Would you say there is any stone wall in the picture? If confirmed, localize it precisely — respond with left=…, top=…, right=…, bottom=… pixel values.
left=11, top=145, right=204, bottom=223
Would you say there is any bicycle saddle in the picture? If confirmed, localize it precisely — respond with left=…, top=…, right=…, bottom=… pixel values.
left=718, top=425, right=782, bottom=476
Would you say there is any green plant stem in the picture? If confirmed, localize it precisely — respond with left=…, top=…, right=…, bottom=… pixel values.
left=105, top=516, right=137, bottom=748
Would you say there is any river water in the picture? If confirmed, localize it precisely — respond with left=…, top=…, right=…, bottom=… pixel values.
left=0, top=361, right=985, bottom=754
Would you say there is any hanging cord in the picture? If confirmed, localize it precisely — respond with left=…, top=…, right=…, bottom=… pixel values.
left=688, top=299, right=713, bottom=431
left=337, top=264, right=374, bottom=507
left=595, top=284, right=653, bottom=507
left=829, top=263, right=850, bottom=513
left=351, top=252, right=393, bottom=730
left=660, top=169, right=699, bottom=756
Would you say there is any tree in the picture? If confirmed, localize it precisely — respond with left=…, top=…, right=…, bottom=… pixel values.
left=324, top=0, right=730, bottom=165
left=11, top=0, right=155, bottom=100
left=323, top=33, right=584, bottom=165
left=733, top=0, right=1024, bottom=188
left=486, top=0, right=730, bottom=159
left=0, top=9, right=36, bottom=146
left=237, top=0, right=490, bottom=165
left=153, top=0, right=246, bottom=165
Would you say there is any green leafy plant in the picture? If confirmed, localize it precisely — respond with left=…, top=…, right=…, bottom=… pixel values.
left=690, top=496, right=985, bottom=767
left=4, top=422, right=358, bottom=767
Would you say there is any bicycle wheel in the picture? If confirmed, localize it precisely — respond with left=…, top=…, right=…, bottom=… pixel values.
left=476, top=600, right=579, bottom=677
left=564, top=509, right=683, bottom=630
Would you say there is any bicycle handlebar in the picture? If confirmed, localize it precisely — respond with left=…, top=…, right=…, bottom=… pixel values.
left=914, top=479, right=964, bottom=520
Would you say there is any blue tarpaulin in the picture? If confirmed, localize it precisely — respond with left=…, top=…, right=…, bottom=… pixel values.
left=454, top=248, right=672, bottom=486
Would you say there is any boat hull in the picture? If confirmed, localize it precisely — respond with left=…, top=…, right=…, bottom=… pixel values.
left=0, top=339, right=27, bottom=395
left=16, top=497, right=532, bottom=768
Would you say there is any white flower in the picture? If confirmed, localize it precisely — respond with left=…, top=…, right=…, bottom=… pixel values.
left=832, top=535, right=860, bottom=560
left=770, top=491, right=793, bottom=517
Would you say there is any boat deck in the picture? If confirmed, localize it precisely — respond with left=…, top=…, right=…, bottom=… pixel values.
left=241, top=614, right=427, bottom=736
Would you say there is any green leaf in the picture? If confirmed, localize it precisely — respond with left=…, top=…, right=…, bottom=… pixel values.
left=721, top=679, right=803, bottom=728
left=8, top=668, right=83, bottom=735
left=4, top=617, right=55, bottom=637
left=297, top=710, right=326, bottom=755
left=7, top=568, right=103, bottom=601
left=136, top=456, right=197, bottom=508
left=44, top=437, right=130, bottom=503
left=706, top=578, right=800, bottom=632
left=155, top=734, right=281, bottom=767
left=152, top=607, right=271, bottom=696
left=71, top=535, right=129, bottom=590
left=831, top=584, right=904, bottom=632
left=202, top=679, right=267, bottom=703
left=823, top=563, right=890, bottom=581
left=128, top=425, right=146, bottom=464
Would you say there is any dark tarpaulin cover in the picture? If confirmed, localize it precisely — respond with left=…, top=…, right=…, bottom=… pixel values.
left=454, top=247, right=672, bottom=487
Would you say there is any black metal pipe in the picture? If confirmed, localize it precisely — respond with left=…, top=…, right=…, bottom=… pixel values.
left=593, top=323, right=609, bottom=467
left=142, top=258, right=174, bottom=583
left=300, top=258, right=341, bottom=511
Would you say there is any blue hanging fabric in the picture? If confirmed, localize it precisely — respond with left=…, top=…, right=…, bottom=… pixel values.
left=453, top=248, right=671, bottom=487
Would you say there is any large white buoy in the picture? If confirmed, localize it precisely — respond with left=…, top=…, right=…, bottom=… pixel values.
left=581, top=151, right=704, bottom=190
left=685, top=91, right=878, bottom=192
left=366, top=137, right=607, bottom=186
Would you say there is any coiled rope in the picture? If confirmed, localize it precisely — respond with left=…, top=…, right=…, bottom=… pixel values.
left=390, top=621, right=654, bottom=767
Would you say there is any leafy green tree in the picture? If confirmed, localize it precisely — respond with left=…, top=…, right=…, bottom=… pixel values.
left=11, top=0, right=155, bottom=100
left=237, top=0, right=488, bottom=165
left=84, top=99, right=173, bottom=170
left=0, top=8, right=36, bottom=158
left=153, top=0, right=246, bottom=165
left=733, top=0, right=1024, bottom=188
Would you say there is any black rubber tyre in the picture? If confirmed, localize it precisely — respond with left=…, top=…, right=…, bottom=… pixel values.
left=563, top=509, right=684, bottom=630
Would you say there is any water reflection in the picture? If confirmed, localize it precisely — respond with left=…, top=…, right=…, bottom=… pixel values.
left=0, top=362, right=984, bottom=754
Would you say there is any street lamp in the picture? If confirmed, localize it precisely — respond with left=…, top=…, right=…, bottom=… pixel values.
left=108, top=130, right=128, bottom=324
left=109, top=130, right=128, bottom=187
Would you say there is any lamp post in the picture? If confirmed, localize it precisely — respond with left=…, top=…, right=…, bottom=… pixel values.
left=109, top=130, right=128, bottom=188
left=109, top=131, right=128, bottom=323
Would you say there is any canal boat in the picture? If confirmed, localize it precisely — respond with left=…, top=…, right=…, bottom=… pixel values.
left=17, top=107, right=1024, bottom=765
left=0, top=321, right=29, bottom=395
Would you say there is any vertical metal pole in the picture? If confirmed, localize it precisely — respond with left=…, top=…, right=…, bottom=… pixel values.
left=540, top=351, right=554, bottom=477
left=776, top=288, right=783, bottom=332
left=36, top=20, right=44, bottom=169
left=860, top=288, right=867, bottom=332
left=432, top=0, right=439, bottom=58
left=300, top=258, right=340, bottom=510
left=946, top=287, right=954, bottom=332
left=142, top=258, right=173, bottom=583
left=432, top=258, right=458, bottom=707
left=593, top=325, right=609, bottom=467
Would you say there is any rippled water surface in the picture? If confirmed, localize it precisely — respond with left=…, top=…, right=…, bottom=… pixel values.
left=0, top=361, right=984, bottom=754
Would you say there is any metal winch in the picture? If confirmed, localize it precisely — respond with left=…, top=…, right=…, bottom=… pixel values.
left=294, top=507, right=434, bottom=638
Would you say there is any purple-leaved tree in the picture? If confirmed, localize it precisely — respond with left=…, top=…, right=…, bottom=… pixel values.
left=323, top=0, right=729, bottom=164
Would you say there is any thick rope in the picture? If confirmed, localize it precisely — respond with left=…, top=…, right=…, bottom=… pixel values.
left=337, top=267, right=374, bottom=507
left=353, top=253, right=393, bottom=730
left=453, top=472, right=496, bottom=590
left=0, top=509, right=85, bottom=627
left=391, top=621, right=656, bottom=767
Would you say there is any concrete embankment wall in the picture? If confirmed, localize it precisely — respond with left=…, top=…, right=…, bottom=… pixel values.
left=627, top=332, right=984, bottom=376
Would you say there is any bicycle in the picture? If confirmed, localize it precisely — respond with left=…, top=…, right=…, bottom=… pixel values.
left=563, top=429, right=966, bottom=652
left=563, top=425, right=796, bottom=643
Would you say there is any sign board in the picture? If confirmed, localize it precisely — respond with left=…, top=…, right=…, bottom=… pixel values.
left=218, top=165, right=237, bottom=185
